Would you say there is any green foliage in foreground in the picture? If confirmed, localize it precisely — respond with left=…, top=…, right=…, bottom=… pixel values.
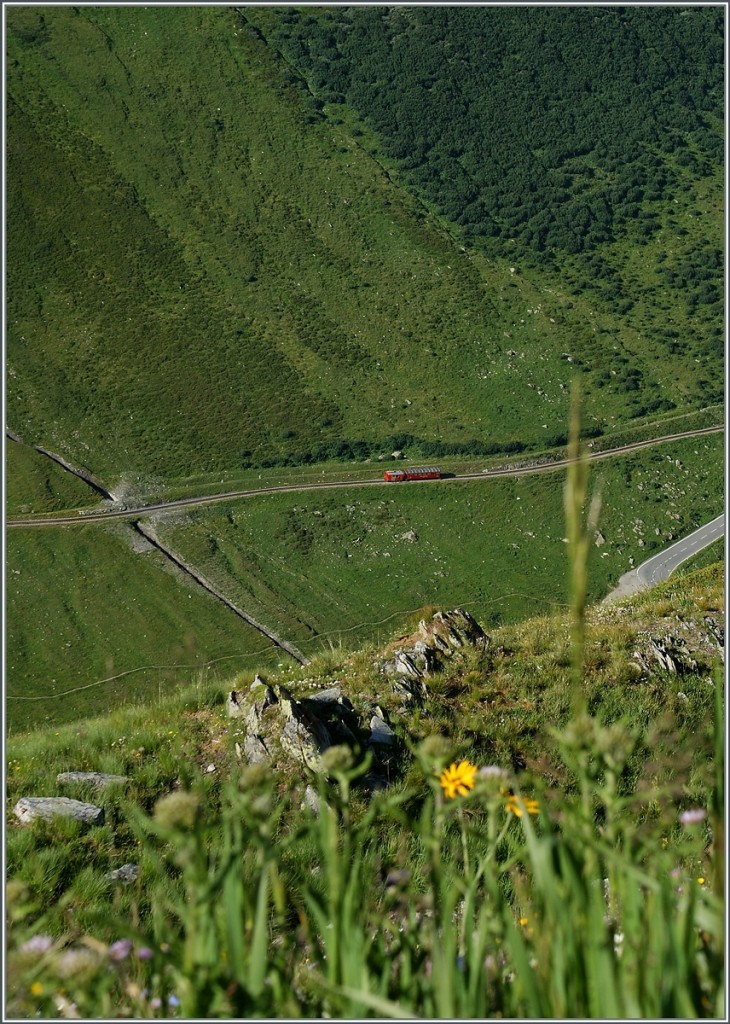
left=5, top=562, right=725, bottom=1017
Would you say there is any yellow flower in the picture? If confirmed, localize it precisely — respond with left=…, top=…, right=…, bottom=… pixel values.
left=439, top=760, right=477, bottom=799
left=519, top=916, right=529, bottom=926
left=697, top=876, right=705, bottom=885
left=30, top=982, right=43, bottom=997
left=505, top=794, right=540, bottom=817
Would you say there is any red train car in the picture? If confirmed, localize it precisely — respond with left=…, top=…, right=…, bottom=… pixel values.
left=384, top=466, right=441, bottom=482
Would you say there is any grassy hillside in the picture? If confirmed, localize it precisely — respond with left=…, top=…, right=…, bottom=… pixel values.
left=5, top=441, right=100, bottom=516
left=148, top=433, right=723, bottom=647
left=6, top=5, right=722, bottom=500
left=5, top=562, right=724, bottom=1017
left=7, top=433, right=722, bottom=731
left=250, top=5, right=723, bottom=408
left=6, top=523, right=286, bottom=733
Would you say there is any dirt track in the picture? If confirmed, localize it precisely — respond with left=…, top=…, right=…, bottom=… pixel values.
left=6, top=424, right=723, bottom=530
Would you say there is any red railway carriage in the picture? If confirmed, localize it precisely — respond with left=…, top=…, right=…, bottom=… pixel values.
left=384, top=466, right=441, bottom=482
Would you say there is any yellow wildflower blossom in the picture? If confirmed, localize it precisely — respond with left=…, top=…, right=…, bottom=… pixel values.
left=439, top=760, right=477, bottom=799
left=505, top=794, right=540, bottom=817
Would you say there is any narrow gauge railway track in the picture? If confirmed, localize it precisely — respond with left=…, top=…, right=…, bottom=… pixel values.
left=6, top=425, right=723, bottom=529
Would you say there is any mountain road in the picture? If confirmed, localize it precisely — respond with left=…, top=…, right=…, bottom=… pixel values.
left=603, top=512, right=724, bottom=603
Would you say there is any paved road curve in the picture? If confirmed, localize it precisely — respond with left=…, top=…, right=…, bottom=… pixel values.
left=604, top=512, right=725, bottom=603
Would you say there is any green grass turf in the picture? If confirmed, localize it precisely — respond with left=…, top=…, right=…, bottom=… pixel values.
left=5, top=523, right=286, bottom=734
left=5, top=441, right=100, bottom=516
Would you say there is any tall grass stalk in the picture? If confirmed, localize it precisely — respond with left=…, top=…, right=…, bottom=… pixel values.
left=563, top=381, right=602, bottom=713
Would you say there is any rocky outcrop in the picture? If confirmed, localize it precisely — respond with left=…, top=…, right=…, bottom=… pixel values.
left=229, top=675, right=368, bottom=772
left=633, top=635, right=699, bottom=676
left=13, top=797, right=104, bottom=826
left=278, top=687, right=333, bottom=771
left=228, top=610, right=490, bottom=773
left=421, top=609, right=488, bottom=651
left=379, top=608, right=489, bottom=705
left=703, top=616, right=724, bottom=662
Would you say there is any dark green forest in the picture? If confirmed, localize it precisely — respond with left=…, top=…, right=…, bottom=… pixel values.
left=254, top=6, right=721, bottom=255
left=248, top=4, right=724, bottom=394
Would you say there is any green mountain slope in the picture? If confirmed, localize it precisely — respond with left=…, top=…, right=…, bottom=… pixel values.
left=6, top=5, right=721, bottom=496
left=6, top=440, right=99, bottom=516
left=249, top=5, right=723, bottom=404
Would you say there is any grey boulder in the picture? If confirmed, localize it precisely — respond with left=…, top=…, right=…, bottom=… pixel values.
left=14, top=797, right=104, bottom=826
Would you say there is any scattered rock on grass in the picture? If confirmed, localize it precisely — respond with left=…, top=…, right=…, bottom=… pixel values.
left=56, top=772, right=129, bottom=790
left=13, top=797, right=105, bottom=826
left=105, top=864, right=139, bottom=885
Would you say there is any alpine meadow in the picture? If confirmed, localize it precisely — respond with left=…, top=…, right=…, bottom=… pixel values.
left=4, top=5, right=725, bottom=1020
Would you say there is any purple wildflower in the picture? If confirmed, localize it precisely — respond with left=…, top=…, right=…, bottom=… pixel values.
left=20, top=935, right=53, bottom=955
left=168, top=994, right=181, bottom=1007
left=108, top=938, right=133, bottom=961
left=136, top=946, right=154, bottom=961
left=150, top=997, right=162, bottom=1010
left=679, top=808, right=707, bottom=825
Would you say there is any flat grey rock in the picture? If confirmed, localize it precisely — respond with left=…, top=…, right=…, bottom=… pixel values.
left=14, top=797, right=104, bottom=826
left=369, top=715, right=395, bottom=745
left=304, top=686, right=342, bottom=704
left=56, top=772, right=128, bottom=790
